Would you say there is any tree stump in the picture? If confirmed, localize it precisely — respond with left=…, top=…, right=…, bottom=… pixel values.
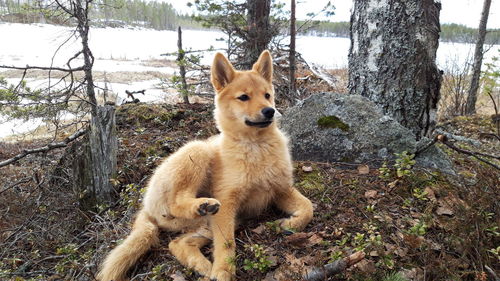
left=73, top=105, right=117, bottom=210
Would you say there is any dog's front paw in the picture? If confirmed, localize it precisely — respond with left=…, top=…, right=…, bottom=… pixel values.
left=196, top=198, right=221, bottom=216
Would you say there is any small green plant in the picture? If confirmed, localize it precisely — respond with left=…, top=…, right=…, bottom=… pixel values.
left=366, top=204, right=375, bottom=212
left=412, top=187, right=428, bottom=201
left=379, top=162, right=392, bottom=180
left=328, top=250, right=343, bottom=263
left=408, top=220, right=427, bottom=236
left=394, top=151, right=416, bottom=178
left=487, top=246, right=500, bottom=260
left=54, top=243, right=80, bottom=275
left=379, top=151, right=416, bottom=180
left=243, top=244, right=273, bottom=272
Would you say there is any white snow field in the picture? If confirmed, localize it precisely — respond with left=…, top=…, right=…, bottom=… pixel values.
left=0, top=22, right=499, bottom=137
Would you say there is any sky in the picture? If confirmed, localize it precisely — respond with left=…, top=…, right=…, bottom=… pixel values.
left=166, top=0, right=500, bottom=28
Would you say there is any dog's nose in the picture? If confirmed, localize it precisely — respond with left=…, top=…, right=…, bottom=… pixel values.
left=261, top=107, right=275, bottom=119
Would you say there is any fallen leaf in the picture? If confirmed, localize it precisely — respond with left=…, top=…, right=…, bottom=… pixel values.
left=404, top=234, right=425, bottom=249
left=424, top=187, right=436, bottom=201
left=436, top=205, right=454, bottom=216
left=302, top=165, right=313, bottom=172
left=354, top=259, right=376, bottom=273
left=285, top=232, right=323, bottom=247
left=284, top=253, right=305, bottom=272
left=394, top=247, right=408, bottom=257
left=357, top=164, right=370, bottom=174
left=251, top=224, right=266, bottom=234
left=307, top=233, right=323, bottom=245
left=387, top=179, right=400, bottom=191
left=364, top=190, right=377, bottom=199
left=285, top=232, right=311, bottom=246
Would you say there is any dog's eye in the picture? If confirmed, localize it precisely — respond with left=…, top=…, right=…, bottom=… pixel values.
left=237, top=94, right=250, bottom=101
left=264, top=93, right=271, bottom=99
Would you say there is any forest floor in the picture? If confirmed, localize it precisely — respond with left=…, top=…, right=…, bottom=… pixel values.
left=0, top=102, right=499, bottom=281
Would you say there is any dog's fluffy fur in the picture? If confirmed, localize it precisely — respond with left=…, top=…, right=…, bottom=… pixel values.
left=97, top=50, right=313, bottom=281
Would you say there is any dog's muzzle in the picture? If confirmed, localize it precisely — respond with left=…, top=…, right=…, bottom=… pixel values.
left=245, top=107, right=278, bottom=128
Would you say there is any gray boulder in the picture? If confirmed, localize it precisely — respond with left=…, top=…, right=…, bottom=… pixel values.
left=280, top=92, right=455, bottom=175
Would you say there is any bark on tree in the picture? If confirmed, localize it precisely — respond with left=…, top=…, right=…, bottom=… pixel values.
left=73, top=105, right=117, bottom=210
left=289, top=0, right=297, bottom=96
left=245, top=0, right=271, bottom=68
left=465, top=0, right=492, bottom=115
left=348, top=0, right=442, bottom=140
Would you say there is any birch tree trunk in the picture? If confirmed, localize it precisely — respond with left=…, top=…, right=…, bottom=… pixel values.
left=348, top=0, right=442, bottom=140
left=465, top=0, right=492, bottom=115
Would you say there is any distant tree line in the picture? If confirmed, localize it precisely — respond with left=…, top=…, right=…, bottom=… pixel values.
left=0, top=0, right=200, bottom=30
left=0, top=0, right=498, bottom=44
left=297, top=20, right=500, bottom=44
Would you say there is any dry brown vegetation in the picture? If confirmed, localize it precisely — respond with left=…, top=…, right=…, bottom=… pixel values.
left=0, top=102, right=498, bottom=281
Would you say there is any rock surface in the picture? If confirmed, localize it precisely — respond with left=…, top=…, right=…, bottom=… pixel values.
left=280, top=92, right=455, bottom=175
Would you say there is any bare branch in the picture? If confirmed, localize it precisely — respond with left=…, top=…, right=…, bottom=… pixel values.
left=0, top=177, right=32, bottom=195
left=438, top=135, right=500, bottom=170
left=0, top=128, right=87, bottom=168
left=0, top=64, right=84, bottom=73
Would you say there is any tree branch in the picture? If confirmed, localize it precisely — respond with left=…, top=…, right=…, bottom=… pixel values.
left=0, top=128, right=87, bottom=168
left=438, top=136, right=500, bottom=170
left=0, top=64, right=84, bottom=73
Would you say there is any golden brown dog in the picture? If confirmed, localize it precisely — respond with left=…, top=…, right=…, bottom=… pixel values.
left=97, top=50, right=313, bottom=281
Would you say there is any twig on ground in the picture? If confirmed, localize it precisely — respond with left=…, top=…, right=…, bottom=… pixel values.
left=434, top=129, right=482, bottom=146
left=485, top=265, right=500, bottom=281
left=0, top=177, right=32, bottom=195
left=303, top=251, right=365, bottom=281
left=437, top=135, right=500, bottom=170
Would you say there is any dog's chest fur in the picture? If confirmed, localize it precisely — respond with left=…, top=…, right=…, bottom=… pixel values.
left=214, top=135, right=293, bottom=216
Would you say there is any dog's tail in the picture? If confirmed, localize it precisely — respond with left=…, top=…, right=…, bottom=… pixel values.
left=97, top=210, right=159, bottom=281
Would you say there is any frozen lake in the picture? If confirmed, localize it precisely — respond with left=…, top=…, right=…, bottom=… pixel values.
left=1, top=22, right=497, bottom=70
left=0, top=22, right=499, bottom=137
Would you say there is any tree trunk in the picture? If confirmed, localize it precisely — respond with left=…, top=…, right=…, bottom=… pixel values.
left=73, top=106, right=117, bottom=210
left=289, top=0, right=297, bottom=97
left=74, top=0, right=117, bottom=207
left=465, top=0, right=492, bottom=115
left=245, top=0, right=271, bottom=68
left=348, top=0, right=442, bottom=140
left=89, top=105, right=117, bottom=204
left=177, top=26, right=190, bottom=104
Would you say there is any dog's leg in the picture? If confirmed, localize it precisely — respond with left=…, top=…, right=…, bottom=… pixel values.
left=209, top=202, right=237, bottom=281
left=159, top=140, right=220, bottom=220
left=274, top=188, right=313, bottom=231
left=169, top=227, right=213, bottom=277
left=169, top=195, right=221, bottom=219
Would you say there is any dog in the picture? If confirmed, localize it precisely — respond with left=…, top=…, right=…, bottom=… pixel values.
left=97, top=50, right=313, bottom=281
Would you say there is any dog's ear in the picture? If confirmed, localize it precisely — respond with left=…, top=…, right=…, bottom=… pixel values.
left=252, top=50, right=273, bottom=83
left=211, top=52, right=235, bottom=92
